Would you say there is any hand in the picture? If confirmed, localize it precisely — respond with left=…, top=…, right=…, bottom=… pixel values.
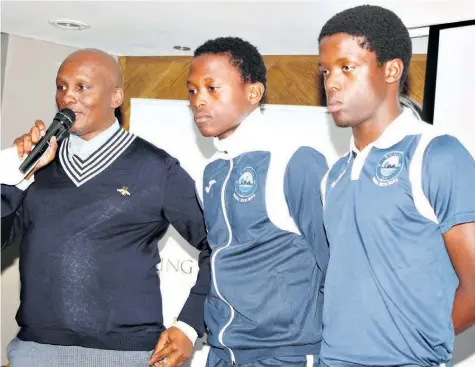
left=149, top=326, right=193, bottom=367
left=13, top=120, right=58, bottom=178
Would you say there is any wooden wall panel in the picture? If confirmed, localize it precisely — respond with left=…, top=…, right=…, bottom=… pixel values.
left=264, top=55, right=322, bottom=106
left=119, top=54, right=427, bottom=130
left=405, top=54, right=427, bottom=103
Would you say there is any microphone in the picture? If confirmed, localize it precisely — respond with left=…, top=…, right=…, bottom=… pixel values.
left=19, top=108, right=76, bottom=175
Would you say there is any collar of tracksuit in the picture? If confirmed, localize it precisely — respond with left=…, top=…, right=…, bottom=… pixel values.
left=213, top=107, right=267, bottom=158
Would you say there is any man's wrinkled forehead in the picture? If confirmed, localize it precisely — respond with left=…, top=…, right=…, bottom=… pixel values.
left=58, top=50, right=121, bottom=86
left=56, top=59, right=102, bottom=84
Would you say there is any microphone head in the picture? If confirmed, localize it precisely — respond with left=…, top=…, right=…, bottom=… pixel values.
left=58, top=108, right=76, bottom=129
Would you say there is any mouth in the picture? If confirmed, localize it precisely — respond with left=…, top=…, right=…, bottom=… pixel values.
left=194, top=113, right=212, bottom=124
left=327, top=101, right=343, bottom=113
left=71, top=111, right=83, bottom=120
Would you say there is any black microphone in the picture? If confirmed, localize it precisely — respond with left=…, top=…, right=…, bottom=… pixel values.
left=19, top=108, right=76, bottom=175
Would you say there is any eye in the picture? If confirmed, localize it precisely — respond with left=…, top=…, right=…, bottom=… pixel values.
left=208, top=86, right=219, bottom=92
left=188, top=88, right=197, bottom=95
left=56, top=85, right=66, bottom=91
left=79, top=84, right=90, bottom=91
left=319, top=69, right=329, bottom=77
left=342, top=65, right=355, bottom=72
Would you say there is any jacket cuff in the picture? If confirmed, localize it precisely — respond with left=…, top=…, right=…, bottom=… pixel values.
left=177, top=293, right=206, bottom=338
left=174, top=320, right=198, bottom=345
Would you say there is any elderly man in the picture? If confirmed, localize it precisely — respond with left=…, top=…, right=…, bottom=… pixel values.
left=1, top=48, right=210, bottom=367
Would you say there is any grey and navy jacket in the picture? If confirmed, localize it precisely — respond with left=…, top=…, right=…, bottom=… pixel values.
left=196, top=109, right=330, bottom=365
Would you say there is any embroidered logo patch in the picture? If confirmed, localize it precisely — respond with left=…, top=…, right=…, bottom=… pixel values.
left=234, top=167, right=258, bottom=202
left=205, top=180, right=216, bottom=194
left=373, top=151, right=404, bottom=187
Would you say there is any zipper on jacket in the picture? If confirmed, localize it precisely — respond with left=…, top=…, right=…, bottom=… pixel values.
left=210, top=158, right=237, bottom=365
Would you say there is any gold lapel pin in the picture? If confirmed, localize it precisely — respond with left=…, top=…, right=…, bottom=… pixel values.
left=117, top=186, right=131, bottom=196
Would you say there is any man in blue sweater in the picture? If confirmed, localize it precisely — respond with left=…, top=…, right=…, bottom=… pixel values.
left=1, top=48, right=210, bottom=367
left=185, top=37, right=329, bottom=366
left=318, top=5, right=475, bottom=367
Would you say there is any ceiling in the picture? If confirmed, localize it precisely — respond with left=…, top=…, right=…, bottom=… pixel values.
left=2, top=1, right=475, bottom=56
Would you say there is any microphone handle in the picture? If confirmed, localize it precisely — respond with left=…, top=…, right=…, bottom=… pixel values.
left=18, top=125, right=66, bottom=175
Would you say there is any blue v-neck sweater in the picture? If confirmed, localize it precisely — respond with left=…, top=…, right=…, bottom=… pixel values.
left=1, top=128, right=210, bottom=351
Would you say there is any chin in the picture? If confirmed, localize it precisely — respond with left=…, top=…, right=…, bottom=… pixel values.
left=331, top=113, right=354, bottom=128
left=69, top=125, right=87, bottom=137
left=331, top=117, right=349, bottom=128
left=196, top=126, right=216, bottom=138
left=334, top=120, right=353, bottom=128
left=69, top=126, right=80, bottom=135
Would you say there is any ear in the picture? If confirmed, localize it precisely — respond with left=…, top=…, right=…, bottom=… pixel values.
left=111, top=87, right=124, bottom=109
left=385, top=58, right=404, bottom=85
left=248, top=82, right=265, bottom=106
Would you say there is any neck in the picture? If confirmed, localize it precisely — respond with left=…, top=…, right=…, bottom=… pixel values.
left=78, top=116, right=116, bottom=142
left=217, top=105, right=260, bottom=140
left=352, top=101, right=402, bottom=151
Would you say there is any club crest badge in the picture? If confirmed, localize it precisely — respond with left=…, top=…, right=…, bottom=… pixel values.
left=373, top=151, right=404, bottom=187
left=234, top=167, right=258, bottom=202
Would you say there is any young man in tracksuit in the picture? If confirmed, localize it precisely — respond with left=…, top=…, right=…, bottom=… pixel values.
left=186, top=37, right=330, bottom=366
left=318, top=5, right=475, bottom=367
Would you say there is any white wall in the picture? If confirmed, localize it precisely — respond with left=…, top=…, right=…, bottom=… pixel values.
left=0, top=34, right=80, bottom=365
left=433, top=24, right=475, bottom=158
left=431, top=24, right=475, bottom=366
left=1, top=35, right=81, bottom=148
left=1, top=33, right=9, bottom=102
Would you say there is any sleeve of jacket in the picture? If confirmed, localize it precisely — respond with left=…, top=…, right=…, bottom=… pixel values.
left=1, top=205, right=24, bottom=250
left=1, top=146, right=33, bottom=219
left=161, top=156, right=211, bottom=337
left=284, top=146, right=330, bottom=273
left=1, top=147, right=30, bottom=249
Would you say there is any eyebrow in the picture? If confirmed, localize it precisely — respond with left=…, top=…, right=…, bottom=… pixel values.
left=319, top=56, right=355, bottom=67
left=186, top=76, right=215, bottom=84
left=56, top=77, right=93, bottom=84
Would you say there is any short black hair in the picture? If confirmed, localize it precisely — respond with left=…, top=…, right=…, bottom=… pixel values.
left=318, top=5, right=412, bottom=85
left=194, top=37, right=267, bottom=100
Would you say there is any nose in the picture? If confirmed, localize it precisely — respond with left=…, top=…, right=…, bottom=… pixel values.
left=324, top=71, right=342, bottom=94
left=59, top=87, right=77, bottom=108
left=191, top=89, right=208, bottom=110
